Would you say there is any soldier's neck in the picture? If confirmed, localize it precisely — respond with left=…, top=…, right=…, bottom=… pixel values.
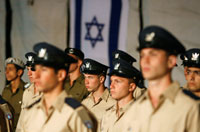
left=92, top=85, right=105, bottom=103
left=43, top=84, right=63, bottom=115
left=148, top=74, right=172, bottom=108
left=69, top=69, right=81, bottom=86
left=10, top=77, right=21, bottom=93
left=193, top=91, right=200, bottom=97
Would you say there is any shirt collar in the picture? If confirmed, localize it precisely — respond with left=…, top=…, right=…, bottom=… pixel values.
left=139, top=81, right=181, bottom=103
left=36, top=90, right=68, bottom=112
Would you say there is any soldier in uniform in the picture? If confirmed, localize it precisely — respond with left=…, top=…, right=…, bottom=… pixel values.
left=19, top=42, right=97, bottom=132
left=2, top=57, right=25, bottom=130
left=81, top=59, right=115, bottom=130
left=16, top=52, right=43, bottom=131
left=180, top=48, right=200, bottom=98
left=100, top=59, right=141, bottom=132
left=121, top=26, right=200, bottom=132
left=112, top=50, right=146, bottom=100
left=64, top=48, right=89, bottom=102
left=0, top=95, right=14, bottom=132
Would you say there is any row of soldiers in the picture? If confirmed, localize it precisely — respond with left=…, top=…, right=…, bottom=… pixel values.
left=0, top=25, right=199, bottom=132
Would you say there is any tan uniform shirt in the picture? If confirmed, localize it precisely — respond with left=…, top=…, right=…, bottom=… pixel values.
left=121, top=81, right=200, bottom=132
left=2, top=80, right=25, bottom=129
left=18, top=91, right=97, bottom=132
left=16, top=83, right=43, bottom=131
left=133, top=86, right=146, bottom=100
left=100, top=100, right=134, bottom=132
left=82, top=89, right=116, bottom=123
left=65, top=74, right=89, bottom=102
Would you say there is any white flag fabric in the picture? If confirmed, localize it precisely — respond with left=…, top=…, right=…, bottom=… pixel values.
left=69, top=0, right=129, bottom=86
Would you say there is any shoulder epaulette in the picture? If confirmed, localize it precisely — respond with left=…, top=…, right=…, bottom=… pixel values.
left=27, top=98, right=41, bottom=109
left=182, top=89, right=200, bottom=100
left=65, top=97, right=81, bottom=109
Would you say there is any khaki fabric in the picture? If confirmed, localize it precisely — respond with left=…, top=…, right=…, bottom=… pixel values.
left=65, top=74, right=89, bottom=102
left=100, top=100, right=134, bottom=132
left=121, top=81, right=200, bottom=132
left=133, top=86, right=146, bottom=100
left=17, top=91, right=97, bottom=132
left=2, top=80, right=25, bottom=129
left=82, top=89, right=115, bottom=132
left=16, top=83, right=43, bottom=131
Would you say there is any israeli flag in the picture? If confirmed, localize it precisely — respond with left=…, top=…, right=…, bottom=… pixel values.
left=69, top=0, right=129, bottom=86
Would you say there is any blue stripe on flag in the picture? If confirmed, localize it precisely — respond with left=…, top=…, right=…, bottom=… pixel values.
left=74, top=0, right=82, bottom=49
left=108, top=0, right=122, bottom=71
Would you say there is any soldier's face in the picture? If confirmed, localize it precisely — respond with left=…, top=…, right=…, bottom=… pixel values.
left=34, top=65, right=59, bottom=93
left=84, top=74, right=101, bottom=92
left=5, top=64, right=18, bottom=81
left=27, top=66, right=35, bottom=83
left=68, top=54, right=79, bottom=73
left=185, top=67, right=200, bottom=92
left=110, top=75, right=131, bottom=100
left=140, top=48, right=174, bottom=81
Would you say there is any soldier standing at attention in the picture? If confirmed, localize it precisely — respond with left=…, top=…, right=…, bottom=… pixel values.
left=180, top=48, right=200, bottom=98
left=100, top=59, right=141, bottom=132
left=64, top=48, right=89, bottom=102
left=2, top=57, right=25, bottom=130
left=112, top=50, right=146, bottom=100
left=19, top=42, right=97, bottom=132
left=121, top=26, right=200, bottom=132
left=81, top=58, right=115, bottom=130
left=16, top=52, right=43, bottom=131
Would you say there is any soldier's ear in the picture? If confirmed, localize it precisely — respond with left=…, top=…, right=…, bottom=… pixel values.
left=167, top=55, right=177, bottom=68
left=99, top=75, right=105, bottom=84
left=57, top=69, right=67, bottom=81
left=17, top=69, right=23, bottom=77
left=129, top=82, right=136, bottom=92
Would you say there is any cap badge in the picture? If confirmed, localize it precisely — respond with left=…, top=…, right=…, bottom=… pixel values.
left=28, top=56, right=33, bottom=61
left=145, top=32, right=155, bottom=42
left=114, top=63, right=120, bottom=70
left=69, top=49, right=74, bottom=53
left=191, top=53, right=199, bottom=61
left=86, top=62, right=90, bottom=69
left=38, top=48, right=47, bottom=58
left=115, top=53, right=119, bottom=59
left=184, top=56, right=188, bottom=61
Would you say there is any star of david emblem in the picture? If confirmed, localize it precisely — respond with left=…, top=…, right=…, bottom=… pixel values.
left=85, top=16, right=104, bottom=48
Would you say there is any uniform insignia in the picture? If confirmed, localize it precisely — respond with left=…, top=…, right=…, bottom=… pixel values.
left=84, top=121, right=93, bottom=129
left=145, top=32, right=155, bottom=42
left=191, top=53, right=199, bottom=61
left=115, top=53, right=119, bottom=59
left=86, top=62, right=90, bottom=69
left=24, top=83, right=31, bottom=89
left=38, top=48, right=47, bottom=58
left=28, top=56, right=33, bottom=61
left=69, top=49, right=74, bottom=53
left=114, top=63, right=120, bottom=70
left=184, top=56, right=188, bottom=61
left=6, top=113, right=12, bottom=120
left=65, top=97, right=81, bottom=109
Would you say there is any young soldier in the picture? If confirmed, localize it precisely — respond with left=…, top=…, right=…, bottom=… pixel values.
left=121, top=26, right=200, bottom=132
left=16, top=52, right=43, bottom=131
left=19, top=42, right=97, bottom=132
left=81, top=59, right=115, bottom=130
left=180, top=48, right=200, bottom=98
left=112, top=50, right=146, bottom=99
left=100, top=59, right=141, bottom=132
left=64, top=48, right=89, bottom=102
left=2, top=57, right=25, bottom=129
